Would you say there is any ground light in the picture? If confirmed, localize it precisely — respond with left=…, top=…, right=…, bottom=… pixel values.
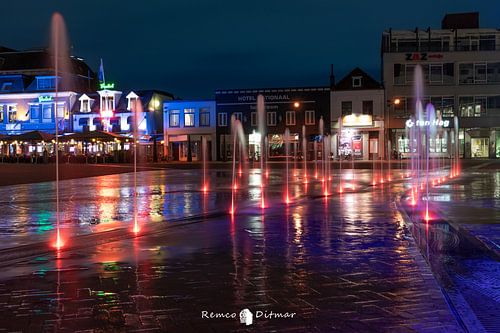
left=53, top=229, right=64, bottom=250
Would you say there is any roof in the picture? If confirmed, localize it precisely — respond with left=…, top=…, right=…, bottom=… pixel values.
left=59, top=131, right=128, bottom=142
left=215, top=86, right=330, bottom=94
left=334, top=67, right=382, bottom=90
left=71, top=89, right=175, bottom=114
left=5, top=130, right=54, bottom=142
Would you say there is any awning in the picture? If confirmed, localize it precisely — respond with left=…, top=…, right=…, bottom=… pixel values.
left=59, top=131, right=129, bottom=142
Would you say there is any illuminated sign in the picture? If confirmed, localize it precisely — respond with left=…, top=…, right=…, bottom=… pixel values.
left=342, top=114, right=372, bottom=127
left=99, top=82, right=115, bottom=90
left=405, top=53, right=444, bottom=61
left=38, top=95, right=53, bottom=103
left=405, top=119, right=450, bottom=128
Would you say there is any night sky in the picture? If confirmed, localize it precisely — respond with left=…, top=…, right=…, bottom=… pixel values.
left=2, top=0, right=499, bottom=99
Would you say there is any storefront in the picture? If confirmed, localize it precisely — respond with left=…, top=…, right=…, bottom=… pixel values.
left=460, top=128, right=497, bottom=159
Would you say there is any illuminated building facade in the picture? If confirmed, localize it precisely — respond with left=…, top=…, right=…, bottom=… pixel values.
left=163, top=100, right=216, bottom=162
left=331, top=68, right=385, bottom=160
left=215, top=87, right=330, bottom=161
left=382, top=12, right=500, bottom=158
left=0, top=46, right=97, bottom=135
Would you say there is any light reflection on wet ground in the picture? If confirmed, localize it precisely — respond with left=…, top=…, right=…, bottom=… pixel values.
left=0, top=168, right=467, bottom=332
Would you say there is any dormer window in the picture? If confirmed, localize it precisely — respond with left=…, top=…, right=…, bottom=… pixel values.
left=126, top=91, right=139, bottom=111
left=352, top=76, right=362, bottom=88
left=1, top=82, right=12, bottom=91
left=36, top=76, right=56, bottom=90
left=101, top=95, right=114, bottom=111
left=82, top=100, right=89, bottom=112
left=79, top=94, right=93, bottom=113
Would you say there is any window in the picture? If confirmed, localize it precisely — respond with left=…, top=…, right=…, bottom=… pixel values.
left=285, top=111, right=296, bottom=125
left=443, top=63, right=454, bottom=84
left=7, top=105, right=17, bottom=123
left=107, top=96, right=114, bottom=111
left=82, top=99, right=90, bottom=112
left=233, top=112, right=243, bottom=122
left=37, top=77, right=56, bottom=90
left=429, top=64, right=443, bottom=84
left=267, top=112, right=276, bottom=126
left=128, top=97, right=138, bottom=111
left=0, top=105, right=3, bottom=122
left=169, top=110, right=180, bottom=127
left=78, top=117, right=89, bottom=126
left=480, top=35, right=496, bottom=51
left=459, top=96, right=486, bottom=117
left=1, top=82, right=12, bottom=91
left=341, top=101, right=352, bottom=116
left=30, top=105, right=40, bottom=123
left=250, top=112, right=257, bottom=126
left=459, top=63, right=474, bottom=84
left=474, top=63, right=487, bottom=83
left=184, top=108, right=195, bottom=127
left=394, top=64, right=405, bottom=85
left=57, top=104, right=65, bottom=119
left=405, top=64, right=416, bottom=83
left=42, top=104, right=52, bottom=122
left=200, top=108, right=210, bottom=126
left=352, top=76, right=362, bottom=87
left=362, top=101, right=373, bottom=115
left=218, top=112, right=227, bottom=127
left=305, top=110, right=315, bottom=125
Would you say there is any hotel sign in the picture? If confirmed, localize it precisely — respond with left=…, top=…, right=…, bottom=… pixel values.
left=237, top=95, right=290, bottom=102
left=38, top=95, right=53, bottom=103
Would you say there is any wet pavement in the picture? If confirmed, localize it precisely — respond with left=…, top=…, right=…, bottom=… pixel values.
left=0, top=167, right=473, bottom=332
left=400, top=169, right=500, bottom=333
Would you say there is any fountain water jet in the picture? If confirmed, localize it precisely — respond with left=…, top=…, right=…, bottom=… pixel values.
left=257, top=95, right=266, bottom=208
left=50, top=12, right=71, bottom=249
left=284, top=128, right=291, bottom=204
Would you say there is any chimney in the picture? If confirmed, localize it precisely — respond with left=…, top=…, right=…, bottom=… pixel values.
left=329, top=64, right=335, bottom=90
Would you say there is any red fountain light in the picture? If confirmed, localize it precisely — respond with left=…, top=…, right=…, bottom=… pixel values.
left=53, top=229, right=64, bottom=250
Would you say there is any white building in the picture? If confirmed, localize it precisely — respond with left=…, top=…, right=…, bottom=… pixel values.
left=331, top=68, right=385, bottom=160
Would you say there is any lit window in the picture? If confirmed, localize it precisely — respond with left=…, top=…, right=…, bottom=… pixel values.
left=0, top=105, right=3, bottom=122
left=30, top=105, right=40, bottom=123
left=169, top=110, right=180, bottom=127
left=305, top=110, right=315, bottom=125
left=42, top=104, right=52, bottom=122
left=37, top=77, right=55, bottom=90
left=8, top=105, right=17, bottom=123
left=267, top=112, right=276, bottom=126
left=82, top=99, right=89, bottom=112
left=184, top=108, right=195, bottom=127
left=128, top=97, right=138, bottom=111
left=218, top=113, right=228, bottom=127
left=285, top=111, right=296, bottom=125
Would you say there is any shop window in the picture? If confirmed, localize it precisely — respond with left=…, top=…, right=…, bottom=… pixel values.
left=285, top=111, right=296, bottom=125
left=305, top=110, right=315, bottom=125
left=341, top=101, right=352, bottom=116
left=169, top=110, right=180, bottom=127
left=471, top=138, right=489, bottom=158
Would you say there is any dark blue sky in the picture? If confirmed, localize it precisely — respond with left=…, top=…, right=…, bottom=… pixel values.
left=2, top=1, right=499, bottom=99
